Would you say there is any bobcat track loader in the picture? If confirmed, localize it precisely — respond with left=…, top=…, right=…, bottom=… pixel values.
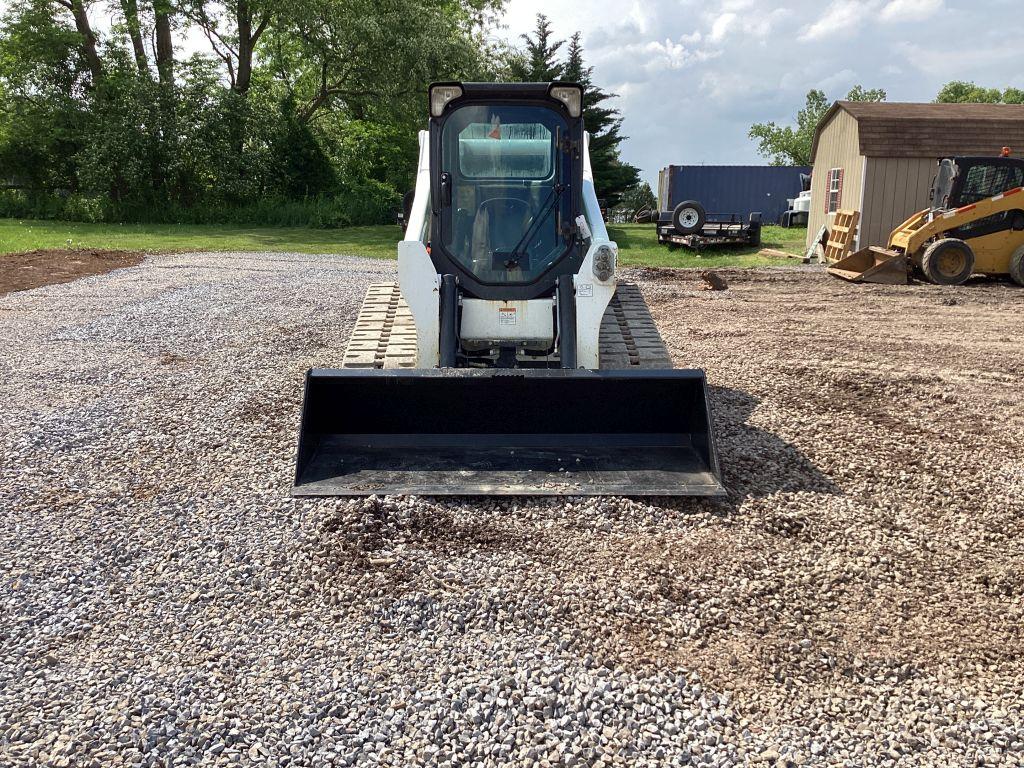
left=292, top=82, right=724, bottom=496
left=829, top=155, right=1024, bottom=286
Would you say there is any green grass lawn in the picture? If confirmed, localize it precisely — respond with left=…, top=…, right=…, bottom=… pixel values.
left=0, top=219, right=399, bottom=259
left=0, top=218, right=807, bottom=268
left=609, top=222, right=806, bottom=268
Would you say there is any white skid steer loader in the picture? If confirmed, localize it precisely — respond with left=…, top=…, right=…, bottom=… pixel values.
left=293, top=82, right=724, bottom=496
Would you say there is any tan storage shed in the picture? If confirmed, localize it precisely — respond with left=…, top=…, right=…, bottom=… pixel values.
left=807, top=102, right=1024, bottom=250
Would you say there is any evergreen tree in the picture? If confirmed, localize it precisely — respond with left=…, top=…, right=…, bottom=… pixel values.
left=510, top=20, right=639, bottom=207
left=561, top=31, right=639, bottom=207
left=507, top=14, right=563, bottom=81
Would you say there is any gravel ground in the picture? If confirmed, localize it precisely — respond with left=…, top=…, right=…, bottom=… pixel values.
left=1, top=252, right=1022, bottom=767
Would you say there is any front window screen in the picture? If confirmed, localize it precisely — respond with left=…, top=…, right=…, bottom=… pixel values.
left=959, top=163, right=1024, bottom=205
left=441, top=105, right=571, bottom=284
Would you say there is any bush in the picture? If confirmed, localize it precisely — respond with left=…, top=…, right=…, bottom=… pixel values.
left=0, top=189, right=65, bottom=219
left=0, top=184, right=398, bottom=229
left=62, top=194, right=107, bottom=223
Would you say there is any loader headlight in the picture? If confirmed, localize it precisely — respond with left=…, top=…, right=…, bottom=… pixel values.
left=549, top=85, right=582, bottom=118
left=593, top=244, right=615, bottom=282
left=430, top=84, right=463, bottom=117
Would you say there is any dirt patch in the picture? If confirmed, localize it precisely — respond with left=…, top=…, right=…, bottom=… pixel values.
left=0, top=248, right=144, bottom=296
left=619, top=266, right=1024, bottom=692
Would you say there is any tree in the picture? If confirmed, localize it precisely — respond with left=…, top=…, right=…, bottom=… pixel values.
left=62, top=0, right=103, bottom=85
left=935, top=81, right=1024, bottom=104
left=179, top=0, right=270, bottom=95
left=509, top=20, right=639, bottom=206
left=845, top=85, right=887, bottom=103
left=0, top=0, right=92, bottom=191
left=749, top=85, right=887, bottom=166
left=0, top=0, right=506, bottom=224
left=618, top=181, right=656, bottom=214
left=117, top=0, right=150, bottom=77
left=153, top=0, right=175, bottom=87
left=507, top=13, right=562, bottom=81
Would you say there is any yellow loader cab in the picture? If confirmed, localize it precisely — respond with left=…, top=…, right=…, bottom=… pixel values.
left=829, top=153, right=1024, bottom=286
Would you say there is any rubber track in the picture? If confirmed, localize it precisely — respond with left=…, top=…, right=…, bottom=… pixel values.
left=342, top=282, right=672, bottom=370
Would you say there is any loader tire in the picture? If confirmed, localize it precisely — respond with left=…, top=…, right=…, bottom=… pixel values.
left=672, top=200, right=706, bottom=235
left=1010, top=244, right=1024, bottom=286
left=921, top=238, right=975, bottom=285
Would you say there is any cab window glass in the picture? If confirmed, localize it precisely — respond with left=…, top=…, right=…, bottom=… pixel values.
left=458, top=122, right=552, bottom=179
left=440, top=104, right=571, bottom=285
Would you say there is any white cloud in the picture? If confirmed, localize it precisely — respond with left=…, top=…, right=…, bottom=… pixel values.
left=708, top=12, right=737, bottom=42
left=879, top=0, right=944, bottom=22
left=815, top=68, right=858, bottom=94
left=799, top=0, right=877, bottom=41
left=800, top=0, right=944, bottom=41
left=495, top=0, right=1023, bottom=184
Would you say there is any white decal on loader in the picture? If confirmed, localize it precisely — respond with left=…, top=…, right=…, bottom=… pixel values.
left=578, top=283, right=594, bottom=297
left=498, top=307, right=517, bottom=325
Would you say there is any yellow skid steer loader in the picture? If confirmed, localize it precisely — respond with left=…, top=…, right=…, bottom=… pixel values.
left=829, top=155, right=1024, bottom=286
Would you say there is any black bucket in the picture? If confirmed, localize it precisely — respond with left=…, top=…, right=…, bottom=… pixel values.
left=293, top=368, right=724, bottom=496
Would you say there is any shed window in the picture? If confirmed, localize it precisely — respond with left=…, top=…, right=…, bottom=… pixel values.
left=826, top=168, right=844, bottom=214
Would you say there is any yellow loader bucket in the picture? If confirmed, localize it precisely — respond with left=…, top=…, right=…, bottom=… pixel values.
left=827, top=247, right=908, bottom=285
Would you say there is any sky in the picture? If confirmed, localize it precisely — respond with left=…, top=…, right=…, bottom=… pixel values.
left=495, top=0, right=1024, bottom=185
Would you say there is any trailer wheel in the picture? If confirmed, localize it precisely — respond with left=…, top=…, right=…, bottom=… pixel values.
left=1010, top=244, right=1024, bottom=286
left=921, top=238, right=975, bottom=285
left=672, top=200, right=706, bottom=235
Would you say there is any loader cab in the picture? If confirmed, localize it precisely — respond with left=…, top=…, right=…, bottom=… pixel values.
left=932, top=156, right=1024, bottom=209
left=428, top=82, right=585, bottom=300
left=932, top=156, right=1024, bottom=239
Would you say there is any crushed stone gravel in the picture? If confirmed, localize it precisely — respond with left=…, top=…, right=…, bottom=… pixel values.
left=1, top=252, right=1021, bottom=767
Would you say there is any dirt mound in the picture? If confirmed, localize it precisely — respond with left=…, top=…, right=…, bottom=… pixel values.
left=0, top=248, right=143, bottom=296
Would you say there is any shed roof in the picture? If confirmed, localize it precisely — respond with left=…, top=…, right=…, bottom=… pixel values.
left=811, top=101, right=1024, bottom=160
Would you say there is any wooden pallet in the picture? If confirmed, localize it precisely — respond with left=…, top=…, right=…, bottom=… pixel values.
left=823, top=209, right=860, bottom=263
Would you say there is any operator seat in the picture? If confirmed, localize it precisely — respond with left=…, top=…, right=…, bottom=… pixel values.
left=471, top=197, right=530, bottom=276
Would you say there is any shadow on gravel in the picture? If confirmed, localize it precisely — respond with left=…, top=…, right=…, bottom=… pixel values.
left=708, top=384, right=840, bottom=506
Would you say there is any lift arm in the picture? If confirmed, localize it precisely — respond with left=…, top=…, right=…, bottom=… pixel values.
left=890, top=186, right=1024, bottom=254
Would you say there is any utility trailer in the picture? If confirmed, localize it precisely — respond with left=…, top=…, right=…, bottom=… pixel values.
left=657, top=210, right=762, bottom=252
left=656, top=164, right=809, bottom=226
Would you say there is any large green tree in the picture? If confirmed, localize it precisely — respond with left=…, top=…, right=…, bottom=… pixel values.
left=935, top=81, right=1024, bottom=104
left=0, top=0, right=504, bottom=224
left=749, top=86, right=887, bottom=166
left=617, top=181, right=656, bottom=214
left=506, top=13, right=563, bottom=81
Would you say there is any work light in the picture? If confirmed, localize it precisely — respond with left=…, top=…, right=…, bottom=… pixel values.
left=593, top=244, right=615, bottom=281
left=430, top=85, right=463, bottom=117
left=549, top=85, right=582, bottom=118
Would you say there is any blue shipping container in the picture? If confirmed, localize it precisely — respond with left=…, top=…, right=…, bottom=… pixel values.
left=658, top=165, right=811, bottom=225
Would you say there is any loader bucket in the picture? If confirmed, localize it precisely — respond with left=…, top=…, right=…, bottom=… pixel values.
left=827, top=246, right=909, bottom=284
left=293, top=368, right=724, bottom=497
